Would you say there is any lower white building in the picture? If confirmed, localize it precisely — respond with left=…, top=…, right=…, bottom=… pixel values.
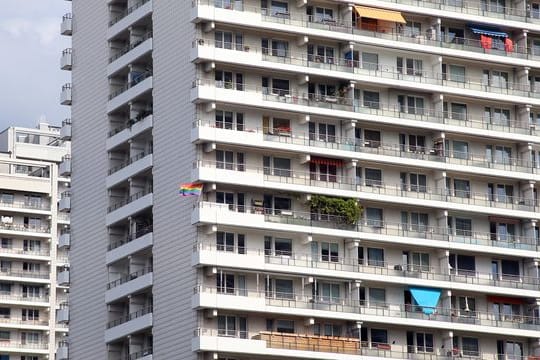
left=0, top=123, right=70, bottom=360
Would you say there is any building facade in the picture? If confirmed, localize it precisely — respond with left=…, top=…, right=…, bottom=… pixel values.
left=70, top=0, right=540, bottom=359
left=0, top=123, right=71, bottom=360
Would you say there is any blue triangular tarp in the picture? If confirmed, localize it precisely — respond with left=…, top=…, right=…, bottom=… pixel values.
left=410, top=287, right=441, bottom=315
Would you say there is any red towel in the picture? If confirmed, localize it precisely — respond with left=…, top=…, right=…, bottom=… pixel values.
left=504, top=38, right=514, bottom=52
left=480, top=35, right=492, bottom=50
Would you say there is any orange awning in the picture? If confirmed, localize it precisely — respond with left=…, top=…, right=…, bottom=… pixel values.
left=311, top=156, right=343, bottom=167
left=354, top=6, right=406, bottom=24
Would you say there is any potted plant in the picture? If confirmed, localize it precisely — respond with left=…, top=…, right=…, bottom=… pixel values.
left=307, top=195, right=362, bottom=225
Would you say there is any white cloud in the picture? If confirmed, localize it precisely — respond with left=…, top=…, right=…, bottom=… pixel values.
left=0, top=17, right=60, bottom=46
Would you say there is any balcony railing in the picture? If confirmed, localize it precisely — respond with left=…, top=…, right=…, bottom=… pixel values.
left=108, top=108, right=153, bottom=137
left=0, top=341, right=48, bottom=350
left=0, top=223, right=50, bottom=234
left=195, top=202, right=540, bottom=252
left=0, top=316, right=49, bottom=327
left=109, top=0, right=152, bottom=26
left=109, top=31, right=153, bottom=63
left=108, top=151, right=152, bottom=175
left=192, top=80, right=540, bottom=137
left=196, top=285, right=540, bottom=330
left=127, top=347, right=153, bottom=360
left=107, top=187, right=153, bottom=213
left=195, top=160, right=539, bottom=213
left=194, top=242, right=540, bottom=290
left=0, top=292, right=48, bottom=303
left=195, top=38, right=540, bottom=99
left=0, top=269, right=50, bottom=280
left=107, top=267, right=153, bottom=290
left=109, top=71, right=153, bottom=100
left=195, top=327, right=536, bottom=360
left=0, top=199, right=50, bottom=211
left=106, top=306, right=153, bottom=329
left=194, top=120, right=540, bottom=174
left=193, top=1, right=538, bottom=60
left=108, top=225, right=153, bottom=251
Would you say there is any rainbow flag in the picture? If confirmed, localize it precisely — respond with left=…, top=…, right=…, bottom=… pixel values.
left=179, top=182, right=203, bottom=197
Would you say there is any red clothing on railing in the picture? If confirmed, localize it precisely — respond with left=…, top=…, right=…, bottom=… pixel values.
left=504, top=37, right=514, bottom=52
left=480, top=35, right=492, bottom=50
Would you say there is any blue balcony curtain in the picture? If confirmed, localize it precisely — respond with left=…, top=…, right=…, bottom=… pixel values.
left=468, top=25, right=508, bottom=38
left=409, top=287, right=441, bottom=315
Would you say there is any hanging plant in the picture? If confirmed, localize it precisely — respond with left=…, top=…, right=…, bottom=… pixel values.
left=307, top=195, right=363, bottom=225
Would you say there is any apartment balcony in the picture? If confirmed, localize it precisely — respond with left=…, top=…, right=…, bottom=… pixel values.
left=128, top=348, right=153, bottom=360
left=105, top=306, right=153, bottom=343
left=60, top=119, right=72, bottom=140
left=60, top=48, right=72, bottom=70
left=106, top=151, right=153, bottom=188
left=57, top=269, right=70, bottom=286
left=193, top=39, right=540, bottom=105
left=58, top=212, right=70, bottom=224
left=106, top=226, right=153, bottom=264
left=194, top=328, right=534, bottom=360
left=192, top=1, right=539, bottom=68
left=191, top=81, right=540, bottom=147
left=105, top=267, right=153, bottom=303
left=193, top=242, right=540, bottom=297
left=108, top=0, right=153, bottom=39
left=194, top=161, right=540, bottom=220
left=0, top=292, right=49, bottom=306
left=194, top=286, right=540, bottom=337
left=0, top=246, right=50, bottom=260
left=192, top=202, right=539, bottom=256
left=57, top=303, right=69, bottom=323
left=60, top=83, right=72, bottom=105
left=107, top=72, right=153, bottom=113
left=108, top=32, right=153, bottom=76
left=193, top=121, right=540, bottom=182
left=0, top=199, right=50, bottom=214
left=59, top=191, right=71, bottom=212
left=59, top=155, right=72, bottom=176
left=56, top=341, right=68, bottom=360
left=60, top=13, right=72, bottom=36
left=0, top=341, right=49, bottom=354
left=59, top=229, right=70, bottom=248
left=106, top=188, right=153, bottom=226
left=107, top=112, right=153, bottom=150
left=0, top=223, right=50, bottom=238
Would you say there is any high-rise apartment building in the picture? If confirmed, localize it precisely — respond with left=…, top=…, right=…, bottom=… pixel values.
left=70, top=0, right=540, bottom=359
left=0, top=123, right=71, bottom=360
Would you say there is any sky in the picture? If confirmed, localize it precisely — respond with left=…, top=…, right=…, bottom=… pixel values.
left=0, top=0, right=71, bottom=130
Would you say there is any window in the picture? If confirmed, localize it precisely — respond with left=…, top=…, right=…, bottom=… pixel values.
left=371, top=329, right=388, bottom=345
left=0, top=284, right=11, bottom=295
left=367, top=248, right=385, bottom=267
left=215, top=70, right=243, bottom=90
left=449, top=253, right=476, bottom=275
left=0, top=331, right=9, bottom=341
left=404, top=22, right=421, bottom=36
left=265, top=0, right=289, bottom=17
left=0, top=239, right=11, bottom=249
left=216, top=232, right=245, bottom=254
left=215, top=110, right=244, bottom=131
left=0, top=193, right=13, bottom=205
left=485, top=107, right=510, bottom=126
left=456, top=296, right=476, bottom=316
left=321, top=242, right=339, bottom=262
left=24, top=217, right=41, bottom=229
left=401, top=212, right=429, bottom=232
left=365, top=168, right=382, bottom=186
left=22, top=309, right=39, bottom=321
left=362, top=52, right=379, bottom=70
left=275, top=319, right=294, bottom=333
left=399, top=134, right=426, bottom=152
left=23, top=263, right=40, bottom=272
left=366, top=208, right=383, bottom=227
left=215, top=31, right=234, bottom=50
left=363, top=91, right=380, bottom=109
left=22, top=286, right=40, bottom=298
left=364, top=130, right=381, bottom=148
left=408, top=331, right=434, bottom=353
left=21, top=332, right=40, bottom=344
left=397, top=57, right=423, bottom=76
left=274, top=238, right=292, bottom=256
left=216, top=273, right=236, bottom=294
left=262, top=38, right=289, bottom=57
left=497, top=340, right=523, bottom=360
left=448, top=65, right=466, bottom=82
left=263, top=156, right=291, bottom=177
left=218, top=315, right=238, bottom=337
left=23, top=240, right=41, bottom=252
left=310, top=163, right=337, bottom=182
left=489, top=145, right=512, bottom=164
left=319, top=283, right=340, bottom=303
left=401, top=172, right=427, bottom=192
left=314, top=7, right=334, bottom=22
left=448, top=103, right=467, bottom=121
left=274, top=279, right=293, bottom=299
left=483, top=70, right=508, bottom=89
left=398, top=95, right=424, bottom=115
left=313, top=323, right=342, bottom=337
left=0, top=262, right=10, bottom=273
left=309, top=122, right=336, bottom=143
left=272, top=118, right=291, bottom=135
left=411, top=252, right=430, bottom=272
left=307, top=45, right=335, bottom=64
left=24, top=194, right=41, bottom=208
left=453, top=179, right=470, bottom=198
left=0, top=308, right=9, bottom=319
left=369, top=288, right=386, bottom=305
left=461, top=337, right=479, bottom=356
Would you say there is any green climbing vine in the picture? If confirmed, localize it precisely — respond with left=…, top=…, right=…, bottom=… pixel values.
left=307, top=195, right=363, bottom=225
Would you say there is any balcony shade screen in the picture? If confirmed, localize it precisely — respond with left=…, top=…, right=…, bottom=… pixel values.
left=469, top=25, right=508, bottom=38
left=409, top=287, right=441, bottom=315
left=486, top=296, right=525, bottom=305
left=310, top=156, right=344, bottom=167
left=354, top=6, right=406, bottom=23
